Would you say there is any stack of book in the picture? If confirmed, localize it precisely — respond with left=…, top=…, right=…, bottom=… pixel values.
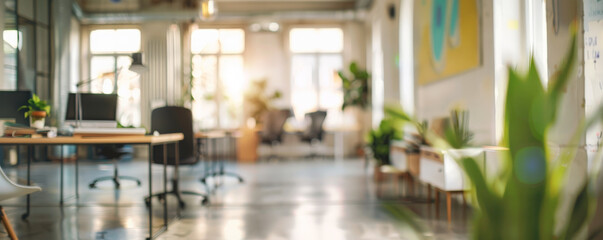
left=3, top=122, right=56, bottom=138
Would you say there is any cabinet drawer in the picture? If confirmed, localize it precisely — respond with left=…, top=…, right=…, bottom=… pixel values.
left=419, top=157, right=445, bottom=189
left=390, top=147, right=408, bottom=171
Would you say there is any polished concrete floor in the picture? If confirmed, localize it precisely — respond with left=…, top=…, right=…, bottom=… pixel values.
left=0, top=158, right=471, bottom=240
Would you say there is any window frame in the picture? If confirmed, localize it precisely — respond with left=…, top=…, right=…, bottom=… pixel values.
left=86, top=26, right=142, bottom=127
left=190, top=27, right=246, bottom=130
left=287, top=25, right=345, bottom=123
left=87, top=27, right=141, bottom=93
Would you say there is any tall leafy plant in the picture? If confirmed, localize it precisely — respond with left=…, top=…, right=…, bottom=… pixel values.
left=339, top=62, right=370, bottom=110
left=456, top=31, right=599, bottom=240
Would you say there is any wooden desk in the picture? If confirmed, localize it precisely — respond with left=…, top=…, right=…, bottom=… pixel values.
left=194, top=131, right=227, bottom=139
left=0, top=133, right=183, bottom=240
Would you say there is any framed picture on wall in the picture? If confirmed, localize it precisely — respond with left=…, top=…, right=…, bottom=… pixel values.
left=415, top=0, right=482, bottom=85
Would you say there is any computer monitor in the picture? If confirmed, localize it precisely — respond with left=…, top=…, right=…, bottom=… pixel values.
left=0, top=91, right=32, bottom=125
left=65, top=93, right=118, bottom=128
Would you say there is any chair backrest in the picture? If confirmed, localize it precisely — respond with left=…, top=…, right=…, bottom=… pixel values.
left=260, top=109, right=290, bottom=143
left=151, top=106, right=196, bottom=165
left=0, top=165, right=40, bottom=201
left=303, top=110, right=327, bottom=140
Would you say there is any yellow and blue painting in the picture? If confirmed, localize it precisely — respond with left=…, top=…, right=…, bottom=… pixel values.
left=416, top=0, right=481, bottom=85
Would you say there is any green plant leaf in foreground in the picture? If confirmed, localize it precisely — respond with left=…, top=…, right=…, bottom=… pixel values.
left=383, top=203, right=429, bottom=240
left=386, top=31, right=600, bottom=240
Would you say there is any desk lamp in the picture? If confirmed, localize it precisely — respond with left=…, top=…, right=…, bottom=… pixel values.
left=74, top=52, right=145, bottom=128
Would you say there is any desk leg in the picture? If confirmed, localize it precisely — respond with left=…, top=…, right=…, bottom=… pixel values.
left=200, top=138, right=211, bottom=193
left=147, top=144, right=153, bottom=240
left=213, top=139, right=219, bottom=187
left=22, top=145, right=31, bottom=220
left=75, top=145, right=79, bottom=199
left=175, top=141, right=182, bottom=211
left=220, top=138, right=225, bottom=175
left=335, top=132, right=344, bottom=162
left=162, top=144, right=168, bottom=229
left=60, top=145, right=64, bottom=205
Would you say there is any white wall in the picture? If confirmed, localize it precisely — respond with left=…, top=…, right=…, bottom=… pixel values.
left=582, top=0, right=603, bottom=234
left=415, top=0, right=496, bottom=145
left=244, top=31, right=289, bottom=108
left=547, top=0, right=585, bottom=145
left=367, top=0, right=400, bottom=127
left=584, top=0, right=603, bottom=150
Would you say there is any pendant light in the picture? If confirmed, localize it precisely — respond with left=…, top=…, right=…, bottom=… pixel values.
left=199, top=0, right=217, bottom=21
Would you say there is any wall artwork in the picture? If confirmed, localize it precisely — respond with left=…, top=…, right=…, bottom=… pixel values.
left=415, top=0, right=481, bottom=85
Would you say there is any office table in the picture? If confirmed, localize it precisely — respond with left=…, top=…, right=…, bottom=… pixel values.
left=195, top=131, right=244, bottom=189
left=0, top=133, right=184, bottom=240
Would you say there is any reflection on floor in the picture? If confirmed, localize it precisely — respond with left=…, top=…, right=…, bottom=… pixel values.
left=0, top=158, right=470, bottom=239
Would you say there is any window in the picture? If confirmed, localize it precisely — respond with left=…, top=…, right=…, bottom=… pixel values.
left=88, top=28, right=142, bottom=127
left=289, top=28, right=344, bottom=127
left=191, top=28, right=245, bottom=129
left=2, top=0, right=51, bottom=99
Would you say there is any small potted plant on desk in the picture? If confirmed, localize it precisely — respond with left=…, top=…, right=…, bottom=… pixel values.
left=18, top=94, right=50, bottom=129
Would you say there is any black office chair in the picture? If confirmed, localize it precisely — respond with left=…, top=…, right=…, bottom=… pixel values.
left=300, top=111, right=327, bottom=158
left=89, top=145, right=141, bottom=189
left=145, top=106, right=209, bottom=208
left=259, top=109, right=291, bottom=160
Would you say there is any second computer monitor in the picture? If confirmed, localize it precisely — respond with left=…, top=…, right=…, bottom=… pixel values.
left=0, top=91, right=32, bottom=125
left=65, top=93, right=118, bottom=128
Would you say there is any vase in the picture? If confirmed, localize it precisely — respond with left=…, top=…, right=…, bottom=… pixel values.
left=30, top=111, right=46, bottom=129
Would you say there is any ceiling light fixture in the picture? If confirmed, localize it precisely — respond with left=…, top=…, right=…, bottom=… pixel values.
left=248, top=22, right=280, bottom=32
left=199, top=0, right=217, bottom=21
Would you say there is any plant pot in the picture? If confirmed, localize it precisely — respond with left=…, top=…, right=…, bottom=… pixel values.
left=373, top=164, right=385, bottom=182
left=390, top=140, right=421, bottom=177
left=30, top=111, right=46, bottom=129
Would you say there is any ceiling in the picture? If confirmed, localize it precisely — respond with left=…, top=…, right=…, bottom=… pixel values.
left=76, top=0, right=366, bottom=14
left=74, top=0, right=371, bottom=24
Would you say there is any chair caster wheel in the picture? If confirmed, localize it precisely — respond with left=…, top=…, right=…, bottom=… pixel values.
left=136, top=180, right=142, bottom=186
left=200, top=179, right=206, bottom=184
left=144, top=198, right=151, bottom=207
left=179, top=201, right=186, bottom=209
left=89, top=183, right=96, bottom=188
left=238, top=178, right=244, bottom=183
left=201, top=198, right=209, bottom=205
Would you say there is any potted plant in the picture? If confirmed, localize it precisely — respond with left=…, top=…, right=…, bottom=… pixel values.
left=453, top=33, right=602, bottom=239
left=243, top=78, right=282, bottom=125
left=339, top=62, right=370, bottom=111
left=366, top=118, right=403, bottom=181
left=238, top=79, right=282, bottom=162
left=18, top=94, right=50, bottom=129
left=339, top=62, right=370, bottom=153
